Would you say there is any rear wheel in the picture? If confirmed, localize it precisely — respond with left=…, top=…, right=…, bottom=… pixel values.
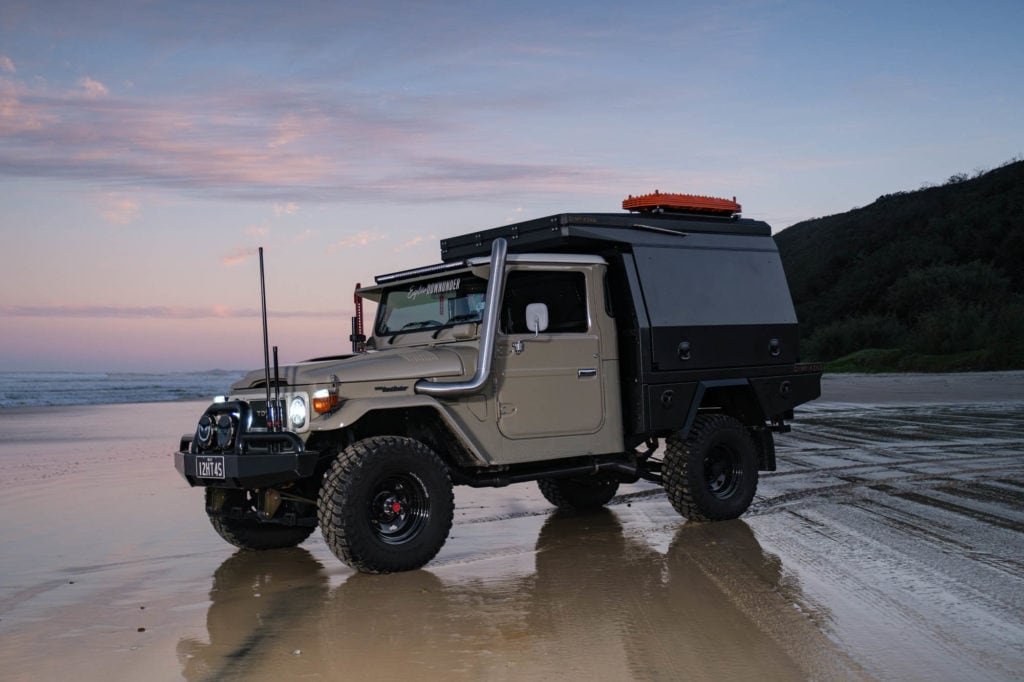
left=205, top=488, right=316, bottom=550
left=664, top=415, right=758, bottom=521
left=537, top=475, right=620, bottom=510
left=318, top=436, right=454, bottom=573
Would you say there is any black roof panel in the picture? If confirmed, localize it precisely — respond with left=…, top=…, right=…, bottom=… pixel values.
left=440, top=212, right=771, bottom=261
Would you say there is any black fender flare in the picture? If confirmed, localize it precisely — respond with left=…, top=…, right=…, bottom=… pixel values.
left=679, top=379, right=756, bottom=437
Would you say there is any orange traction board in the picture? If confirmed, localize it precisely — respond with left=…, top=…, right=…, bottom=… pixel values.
left=623, top=191, right=741, bottom=216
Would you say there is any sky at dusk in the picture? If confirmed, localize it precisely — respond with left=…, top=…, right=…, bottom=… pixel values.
left=1, top=0, right=1022, bottom=372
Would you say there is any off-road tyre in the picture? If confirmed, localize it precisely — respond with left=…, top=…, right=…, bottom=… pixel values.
left=205, top=488, right=316, bottom=550
left=537, top=475, right=620, bottom=510
left=317, top=436, right=454, bottom=574
left=664, top=414, right=758, bottom=522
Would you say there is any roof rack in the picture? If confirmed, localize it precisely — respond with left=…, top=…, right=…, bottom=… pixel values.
left=439, top=211, right=770, bottom=261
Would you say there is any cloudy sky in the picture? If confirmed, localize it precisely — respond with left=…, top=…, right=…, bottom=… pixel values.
left=1, top=0, right=1022, bottom=371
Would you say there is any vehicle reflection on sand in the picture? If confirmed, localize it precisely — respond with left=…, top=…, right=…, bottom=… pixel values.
left=176, top=547, right=329, bottom=681
left=178, top=511, right=864, bottom=681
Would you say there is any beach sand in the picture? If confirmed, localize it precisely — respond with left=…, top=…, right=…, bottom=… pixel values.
left=1, top=374, right=1022, bottom=681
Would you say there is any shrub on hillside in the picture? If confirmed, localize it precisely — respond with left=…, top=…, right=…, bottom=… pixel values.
left=908, top=298, right=1024, bottom=359
left=885, top=262, right=1010, bottom=322
left=804, top=315, right=906, bottom=361
left=908, top=305, right=988, bottom=355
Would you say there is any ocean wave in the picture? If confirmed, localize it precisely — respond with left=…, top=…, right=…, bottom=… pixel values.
left=0, top=370, right=244, bottom=408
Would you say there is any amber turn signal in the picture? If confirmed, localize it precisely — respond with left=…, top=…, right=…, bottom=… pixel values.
left=313, top=392, right=340, bottom=414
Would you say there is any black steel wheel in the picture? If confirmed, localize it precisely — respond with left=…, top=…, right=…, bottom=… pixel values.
left=368, top=472, right=431, bottom=545
left=205, top=488, right=316, bottom=550
left=537, top=474, right=620, bottom=510
left=663, top=415, right=758, bottom=522
left=318, top=436, right=454, bottom=574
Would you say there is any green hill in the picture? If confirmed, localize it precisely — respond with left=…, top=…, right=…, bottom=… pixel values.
left=775, top=159, right=1024, bottom=372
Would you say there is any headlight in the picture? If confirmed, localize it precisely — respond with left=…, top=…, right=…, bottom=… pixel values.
left=288, top=395, right=307, bottom=429
left=196, top=414, right=214, bottom=448
left=216, top=414, right=236, bottom=448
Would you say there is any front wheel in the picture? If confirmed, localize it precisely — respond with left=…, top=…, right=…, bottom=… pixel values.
left=318, top=436, right=454, bottom=573
left=205, top=488, right=316, bottom=550
left=663, top=415, right=758, bottom=522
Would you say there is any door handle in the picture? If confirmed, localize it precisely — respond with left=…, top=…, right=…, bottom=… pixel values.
left=577, top=368, right=597, bottom=378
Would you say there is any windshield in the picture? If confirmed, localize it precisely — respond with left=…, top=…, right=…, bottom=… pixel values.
left=376, top=274, right=488, bottom=335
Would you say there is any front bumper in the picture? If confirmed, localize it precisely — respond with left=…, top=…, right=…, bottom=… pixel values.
left=175, top=444, right=319, bottom=488
left=175, top=400, right=319, bottom=489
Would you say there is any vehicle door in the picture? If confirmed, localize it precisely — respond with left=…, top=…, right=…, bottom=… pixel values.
left=493, top=268, right=604, bottom=439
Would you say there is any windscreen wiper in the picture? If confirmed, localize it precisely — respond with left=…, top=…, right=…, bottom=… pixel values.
left=388, top=320, right=443, bottom=344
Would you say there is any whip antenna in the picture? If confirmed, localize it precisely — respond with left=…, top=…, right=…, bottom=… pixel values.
left=259, top=247, right=273, bottom=428
left=273, top=346, right=282, bottom=432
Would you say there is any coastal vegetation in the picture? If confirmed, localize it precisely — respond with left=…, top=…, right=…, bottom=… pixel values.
left=776, top=159, right=1024, bottom=372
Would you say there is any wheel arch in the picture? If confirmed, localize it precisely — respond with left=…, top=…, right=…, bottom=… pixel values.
left=680, top=380, right=775, bottom=471
left=307, top=397, right=489, bottom=470
left=681, top=380, right=766, bottom=433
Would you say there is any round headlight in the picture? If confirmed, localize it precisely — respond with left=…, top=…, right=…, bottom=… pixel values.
left=196, top=414, right=214, bottom=448
left=216, top=414, right=236, bottom=448
left=289, top=396, right=307, bottom=429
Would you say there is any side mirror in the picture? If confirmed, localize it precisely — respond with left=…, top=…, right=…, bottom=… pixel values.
left=513, top=303, right=549, bottom=356
left=525, top=303, right=549, bottom=335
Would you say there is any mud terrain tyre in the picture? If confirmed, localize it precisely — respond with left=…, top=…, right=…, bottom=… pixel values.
left=205, top=488, right=316, bottom=550
left=537, top=475, right=620, bottom=510
left=664, top=415, right=758, bottom=522
left=318, top=436, right=454, bottom=573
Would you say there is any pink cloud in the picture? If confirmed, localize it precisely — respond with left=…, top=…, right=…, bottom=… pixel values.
left=0, top=314, right=355, bottom=371
left=77, top=76, right=109, bottom=99
left=99, top=193, right=141, bottom=225
left=269, top=113, right=310, bottom=148
left=222, top=248, right=259, bottom=267
left=394, top=235, right=429, bottom=252
left=0, top=304, right=341, bottom=319
left=0, top=70, right=618, bottom=203
left=327, top=230, right=386, bottom=252
left=0, top=76, right=51, bottom=133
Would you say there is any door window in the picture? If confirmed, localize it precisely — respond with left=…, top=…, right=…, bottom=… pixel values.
left=501, top=271, right=588, bottom=334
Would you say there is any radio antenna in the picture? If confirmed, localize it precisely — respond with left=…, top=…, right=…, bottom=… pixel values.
left=259, top=247, right=273, bottom=428
left=273, top=346, right=282, bottom=432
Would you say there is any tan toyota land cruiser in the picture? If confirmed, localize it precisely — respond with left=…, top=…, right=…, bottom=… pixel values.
left=175, top=192, right=822, bottom=573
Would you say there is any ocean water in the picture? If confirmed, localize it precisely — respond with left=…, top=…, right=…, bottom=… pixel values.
left=0, top=370, right=244, bottom=409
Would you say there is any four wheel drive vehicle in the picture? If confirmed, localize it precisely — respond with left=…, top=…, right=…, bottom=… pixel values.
left=175, top=192, right=822, bottom=573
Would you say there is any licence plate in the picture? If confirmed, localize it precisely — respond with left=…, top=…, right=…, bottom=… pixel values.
left=196, top=456, right=225, bottom=479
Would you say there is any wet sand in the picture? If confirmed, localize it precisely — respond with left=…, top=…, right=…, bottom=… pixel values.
left=1, top=373, right=1022, bottom=681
